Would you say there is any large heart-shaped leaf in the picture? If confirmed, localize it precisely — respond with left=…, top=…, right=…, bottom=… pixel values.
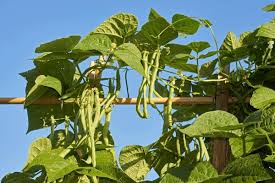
left=256, top=22, right=275, bottom=39
left=73, top=34, right=112, bottom=55
left=172, top=14, right=200, bottom=35
left=262, top=4, right=275, bottom=12
left=26, top=104, right=74, bottom=133
left=230, top=136, right=266, bottom=158
left=76, top=167, right=117, bottom=181
left=173, top=105, right=213, bottom=122
left=160, top=161, right=227, bottom=183
left=93, top=13, right=138, bottom=43
left=220, top=32, right=241, bottom=51
left=161, top=44, right=192, bottom=66
left=119, top=145, right=150, bottom=181
left=114, top=43, right=145, bottom=76
left=148, top=8, right=162, bottom=21
left=25, top=138, right=52, bottom=167
left=24, top=151, right=78, bottom=183
left=35, top=35, right=81, bottom=53
left=188, top=41, right=210, bottom=53
left=199, top=59, right=217, bottom=78
left=34, top=59, right=76, bottom=88
left=223, top=154, right=271, bottom=183
left=180, top=110, right=241, bottom=137
left=25, top=75, right=62, bottom=106
left=136, top=17, right=178, bottom=46
left=250, top=87, right=275, bottom=109
left=1, top=172, right=37, bottom=183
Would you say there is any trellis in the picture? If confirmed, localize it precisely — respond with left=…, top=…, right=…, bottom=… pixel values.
left=0, top=91, right=243, bottom=172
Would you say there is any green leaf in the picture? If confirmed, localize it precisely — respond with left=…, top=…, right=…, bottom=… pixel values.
left=223, top=154, right=271, bottom=183
left=95, top=150, right=118, bottom=179
left=188, top=41, right=210, bottom=53
left=119, top=145, right=150, bottom=181
left=114, top=43, right=145, bottom=76
left=34, top=52, right=69, bottom=61
left=229, top=136, right=266, bottom=158
left=172, top=14, right=201, bottom=35
left=160, top=161, right=226, bottom=183
left=264, top=155, right=275, bottom=162
left=199, top=59, right=217, bottom=78
left=155, top=81, right=169, bottom=97
left=25, top=75, right=62, bottom=106
left=49, top=130, right=74, bottom=148
left=93, top=13, right=138, bottom=43
left=76, top=167, right=117, bottom=181
left=136, top=17, right=178, bottom=46
left=161, top=44, right=192, bottom=66
left=34, top=59, right=76, bottom=88
left=73, top=34, right=112, bottom=55
left=36, top=75, right=62, bottom=95
left=24, top=151, right=78, bottom=182
left=148, top=8, right=162, bottom=21
left=250, top=87, right=275, bottom=109
left=198, top=51, right=218, bottom=59
left=25, top=138, right=52, bottom=167
left=173, top=105, right=213, bottom=122
left=168, top=63, right=197, bottom=73
left=35, top=35, right=81, bottom=53
left=262, top=4, right=275, bottom=12
left=179, top=110, right=241, bottom=137
left=26, top=104, right=74, bottom=133
left=220, top=32, right=240, bottom=51
left=256, top=22, right=275, bottom=39
left=1, top=172, right=37, bottom=183
left=24, top=84, right=48, bottom=107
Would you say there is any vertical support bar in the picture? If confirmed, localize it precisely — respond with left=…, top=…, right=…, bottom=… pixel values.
left=212, top=66, right=231, bottom=172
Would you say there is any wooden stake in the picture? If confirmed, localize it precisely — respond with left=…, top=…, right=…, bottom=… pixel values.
left=212, top=66, right=231, bottom=172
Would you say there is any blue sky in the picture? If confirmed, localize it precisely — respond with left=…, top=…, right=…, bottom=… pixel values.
left=0, top=0, right=274, bottom=180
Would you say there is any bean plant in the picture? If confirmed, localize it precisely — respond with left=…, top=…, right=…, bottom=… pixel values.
left=2, top=4, right=275, bottom=183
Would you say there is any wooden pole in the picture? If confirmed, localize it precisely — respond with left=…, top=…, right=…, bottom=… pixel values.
left=212, top=66, right=231, bottom=172
left=0, top=96, right=248, bottom=105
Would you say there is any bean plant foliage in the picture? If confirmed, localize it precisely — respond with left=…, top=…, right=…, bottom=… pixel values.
left=2, top=4, right=275, bottom=183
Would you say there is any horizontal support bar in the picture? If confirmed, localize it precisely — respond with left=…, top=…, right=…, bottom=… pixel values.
left=0, top=97, right=248, bottom=105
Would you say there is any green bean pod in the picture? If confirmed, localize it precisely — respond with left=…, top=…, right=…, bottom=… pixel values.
left=168, top=77, right=175, bottom=128
left=73, top=110, right=80, bottom=142
left=136, top=78, right=148, bottom=118
left=162, top=105, right=169, bottom=134
left=103, top=107, right=112, bottom=145
left=101, top=79, right=114, bottom=106
left=149, top=49, right=161, bottom=105
left=64, top=115, right=70, bottom=146
left=182, top=134, right=190, bottom=154
left=136, top=51, right=149, bottom=118
left=50, top=116, right=56, bottom=141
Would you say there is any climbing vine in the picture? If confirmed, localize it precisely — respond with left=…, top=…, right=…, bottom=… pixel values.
left=2, top=4, right=275, bottom=183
